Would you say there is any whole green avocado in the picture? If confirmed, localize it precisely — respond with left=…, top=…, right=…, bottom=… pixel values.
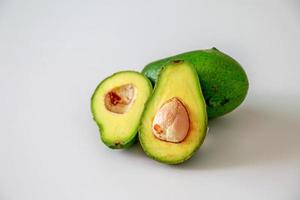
left=142, top=48, right=249, bottom=119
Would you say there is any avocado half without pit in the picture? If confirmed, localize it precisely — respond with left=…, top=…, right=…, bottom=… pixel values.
left=91, top=71, right=152, bottom=149
left=139, top=60, right=207, bottom=164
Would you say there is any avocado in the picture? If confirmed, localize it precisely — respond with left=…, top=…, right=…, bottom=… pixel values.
left=91, top=71, right=152, bottom=149
left=142, top=48, right=249, bottom=119
left=139, top=60, right=207, bottom=164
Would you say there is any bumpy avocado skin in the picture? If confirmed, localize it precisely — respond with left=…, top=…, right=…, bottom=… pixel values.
left=142, top=48, right=249, bottom=119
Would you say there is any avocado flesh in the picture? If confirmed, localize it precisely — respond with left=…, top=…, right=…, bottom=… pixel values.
left=139, top=61, right=207, bottom=164
left=142, top=48, right=249, bottom=119
left=91, top=71, right=152, bottom=149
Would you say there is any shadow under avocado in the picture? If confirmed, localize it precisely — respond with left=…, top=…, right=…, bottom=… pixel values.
left=178, top=103, right=300, bottom=170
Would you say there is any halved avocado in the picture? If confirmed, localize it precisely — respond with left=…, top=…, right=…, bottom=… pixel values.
left=91, top=71, right=152, bottom=149
left=139, top=61, right=207, bottom=164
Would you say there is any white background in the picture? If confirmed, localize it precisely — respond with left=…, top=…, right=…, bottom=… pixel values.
left=0, top=0, right=299, bottom=199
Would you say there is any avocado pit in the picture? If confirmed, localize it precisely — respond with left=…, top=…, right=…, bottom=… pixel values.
left=152, top=97, right=189, bottom=143
left=104, top=84, right=136, bottom=114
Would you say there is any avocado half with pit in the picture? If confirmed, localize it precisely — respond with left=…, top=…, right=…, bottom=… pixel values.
left=139, top=60, right=207, bottom=164
left=142, top=48, right=249, bottom=119
left=91, top=71, right=152, bottom=149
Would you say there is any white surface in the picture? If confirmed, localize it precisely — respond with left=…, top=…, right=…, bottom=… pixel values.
left=0, top=0, right=300, bottom=199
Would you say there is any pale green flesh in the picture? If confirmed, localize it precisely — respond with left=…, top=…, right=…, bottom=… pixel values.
left=91, top=71, right=152, bottom=149
left=139, top=61, right=207, bottom=164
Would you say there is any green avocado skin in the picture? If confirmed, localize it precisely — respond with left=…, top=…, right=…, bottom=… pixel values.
left=142, top=48, right=249, bottom=119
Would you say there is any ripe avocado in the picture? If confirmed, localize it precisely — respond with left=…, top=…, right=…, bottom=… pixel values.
left=91, top=71, right=152, bottom=149
left=139, top=61, right=207, bottom=164
left=142, top=48, right=249, bottom=119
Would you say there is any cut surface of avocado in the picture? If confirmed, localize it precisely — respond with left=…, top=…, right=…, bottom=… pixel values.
left=139, top=61, right=207, bottom=164
left=91, top=71, right=152, bottom=149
